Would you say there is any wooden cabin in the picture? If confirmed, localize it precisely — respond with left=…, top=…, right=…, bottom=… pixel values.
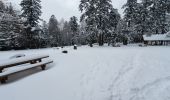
left=143, top=32, right=170, bottom=45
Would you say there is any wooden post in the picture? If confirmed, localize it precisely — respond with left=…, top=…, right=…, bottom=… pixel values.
left=30, top=61, right=34, bottom=64
left=0, top=77, right=8, bottom=84
left=163, top=41, right=165, bottom=45
left=38, top=59, right=42, bottom=62
left=0, top=68, right=4, bottom=73
left=41, top=65, right=46, bottom=70
left=151, top=41, right=153, bottom=45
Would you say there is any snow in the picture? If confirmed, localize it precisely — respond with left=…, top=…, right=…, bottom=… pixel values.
left=31, top=27, right=41, bottom=32
left=9, top=54, right=26, bottom=59
left=0, top=54, right=49, bottom=68
left=0, top=45, right=170, bottom=100
left=0, top=59, right=53, bottom=77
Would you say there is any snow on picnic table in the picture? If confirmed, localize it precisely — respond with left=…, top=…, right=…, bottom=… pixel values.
left=0, top=54, right=49, bottom=68
left=0, top=45, right=170, bottom=100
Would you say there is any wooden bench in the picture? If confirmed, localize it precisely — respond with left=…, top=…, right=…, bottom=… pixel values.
left=0, top=54, right=49, bottom=73
left=0, top=54, right=53, bottom=83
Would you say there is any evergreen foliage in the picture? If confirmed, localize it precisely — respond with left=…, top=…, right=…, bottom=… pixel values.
left=69, top=16, right=79, bottom=45
left=79, top=0, right=115, bottom=46
left=48, top=15, right=61, bottom=47
left=20, top=0, right=42, bottom=48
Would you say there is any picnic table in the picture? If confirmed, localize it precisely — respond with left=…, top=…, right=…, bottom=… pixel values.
left=0, top=54, right=53, bottom=83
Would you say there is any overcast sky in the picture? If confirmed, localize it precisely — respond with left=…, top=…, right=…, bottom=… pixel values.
left=8, top=0, right=127, bottom=22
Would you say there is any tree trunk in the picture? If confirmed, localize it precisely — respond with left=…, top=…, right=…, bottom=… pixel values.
left=98, top=34, right=104, bottom=46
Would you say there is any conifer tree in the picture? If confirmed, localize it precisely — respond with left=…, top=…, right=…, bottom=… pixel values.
left=150, top=0, right=170, bottom=34
left=20, top=0, right=42, bottom=48
left=108, top=8, right=121, bottom=45
left=123, top=0, right=138, bottom=28
left=0, top=1, right=23, bottom=50
left=79, top=0, right=113, bottom=46
left=69, top=16, right=79, bottom=45
left=0, top=1, right=5, bottom=13
left=48, top=15, right=60, bottom=47
left=62, top=21, right=72, bottom=46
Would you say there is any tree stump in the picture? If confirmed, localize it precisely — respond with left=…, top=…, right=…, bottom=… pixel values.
left=62, top=50, right=68, bottom=54
left=74, top=45, right=77, bottom=50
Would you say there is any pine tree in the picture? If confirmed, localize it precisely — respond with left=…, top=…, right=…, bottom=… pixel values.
left=108, top=8, right=121, bottom=45
left=150, top=0, right=170, bottom=34
left=129, top=0, right=153, bottom=42
left=62, top=21, right=72, bottom=46
left=0, top=2, right=23, bottom=50
left=123, top=0, right=138, bottom=28
left=59, top=18, right=65, bottom=31
left=20, top=0, right=41, bottom=27
left=20, top=0, right=42, bottom=48
left=0, top=1, right=5, bottom=13
left=69, top=16, right=79, bottom=45
left=122, top=0, right=143, bottom=43
left=6, top=3, right=15, bottom=16
left=42, top=21, right=48, bottom=36
left=48, top=15, right=60, bottom=47
left=136, top=0, right=152, bottom=34
left=41, top=20, right=49, bottom=47
left=79, top=19, right=88, bottom=45
left=109, top=8, right=120, bottom=31
left=79, top=0, right=113, bottom=46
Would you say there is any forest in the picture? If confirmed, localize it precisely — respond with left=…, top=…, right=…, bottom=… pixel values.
left=0, top=0, right=170, bottom=50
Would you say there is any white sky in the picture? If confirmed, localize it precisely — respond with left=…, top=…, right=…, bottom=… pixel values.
left=8, top=0, right=126, bottom=21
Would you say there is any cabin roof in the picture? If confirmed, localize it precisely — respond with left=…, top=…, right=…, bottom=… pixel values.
left=143, top=32, right=170, bottom=41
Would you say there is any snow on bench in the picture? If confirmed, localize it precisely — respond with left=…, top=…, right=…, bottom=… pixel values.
left=9, top=54, right=26, bottom=59
left=0, top=54, right=49, bottom=72
left=0, top=60, right=53, bottom=83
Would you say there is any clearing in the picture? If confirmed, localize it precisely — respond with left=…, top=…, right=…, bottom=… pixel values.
left=0, top=45, right=170, bottom=100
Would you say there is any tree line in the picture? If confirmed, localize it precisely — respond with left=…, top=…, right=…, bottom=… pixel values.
left=0, top=0, right=81, bottom=50
left=79, top=0, right=170, bottom=46
left=0, top=0, right=170, bottom=50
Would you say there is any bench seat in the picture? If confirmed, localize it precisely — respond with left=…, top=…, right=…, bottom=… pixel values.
left=0, top=54, right=49, bottom=72
left=0, top=60, right=53, bottom=83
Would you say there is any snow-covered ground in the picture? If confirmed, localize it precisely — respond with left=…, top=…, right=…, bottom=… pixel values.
left=0, top=45, right=170, bottom=100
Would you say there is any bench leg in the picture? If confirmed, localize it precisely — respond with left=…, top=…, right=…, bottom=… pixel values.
left=30, top=61, right=33, bottom=64
left=0, top=77, right=8, bottom=84
left=38, top=59, right=42, bottom=62
left=0, top=70, right=2, bottom=73
left=0, top=68, right=4, bottom=73
left=1, top=79, right=6, bottom=84
left=41, top=65, right=46, bottom=70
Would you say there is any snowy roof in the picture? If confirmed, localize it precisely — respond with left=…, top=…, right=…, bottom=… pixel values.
left=143, top=32, right=170, bottom=41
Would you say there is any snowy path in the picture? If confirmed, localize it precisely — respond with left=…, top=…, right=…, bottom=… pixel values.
left=0, top=46, right=170, bottom=100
